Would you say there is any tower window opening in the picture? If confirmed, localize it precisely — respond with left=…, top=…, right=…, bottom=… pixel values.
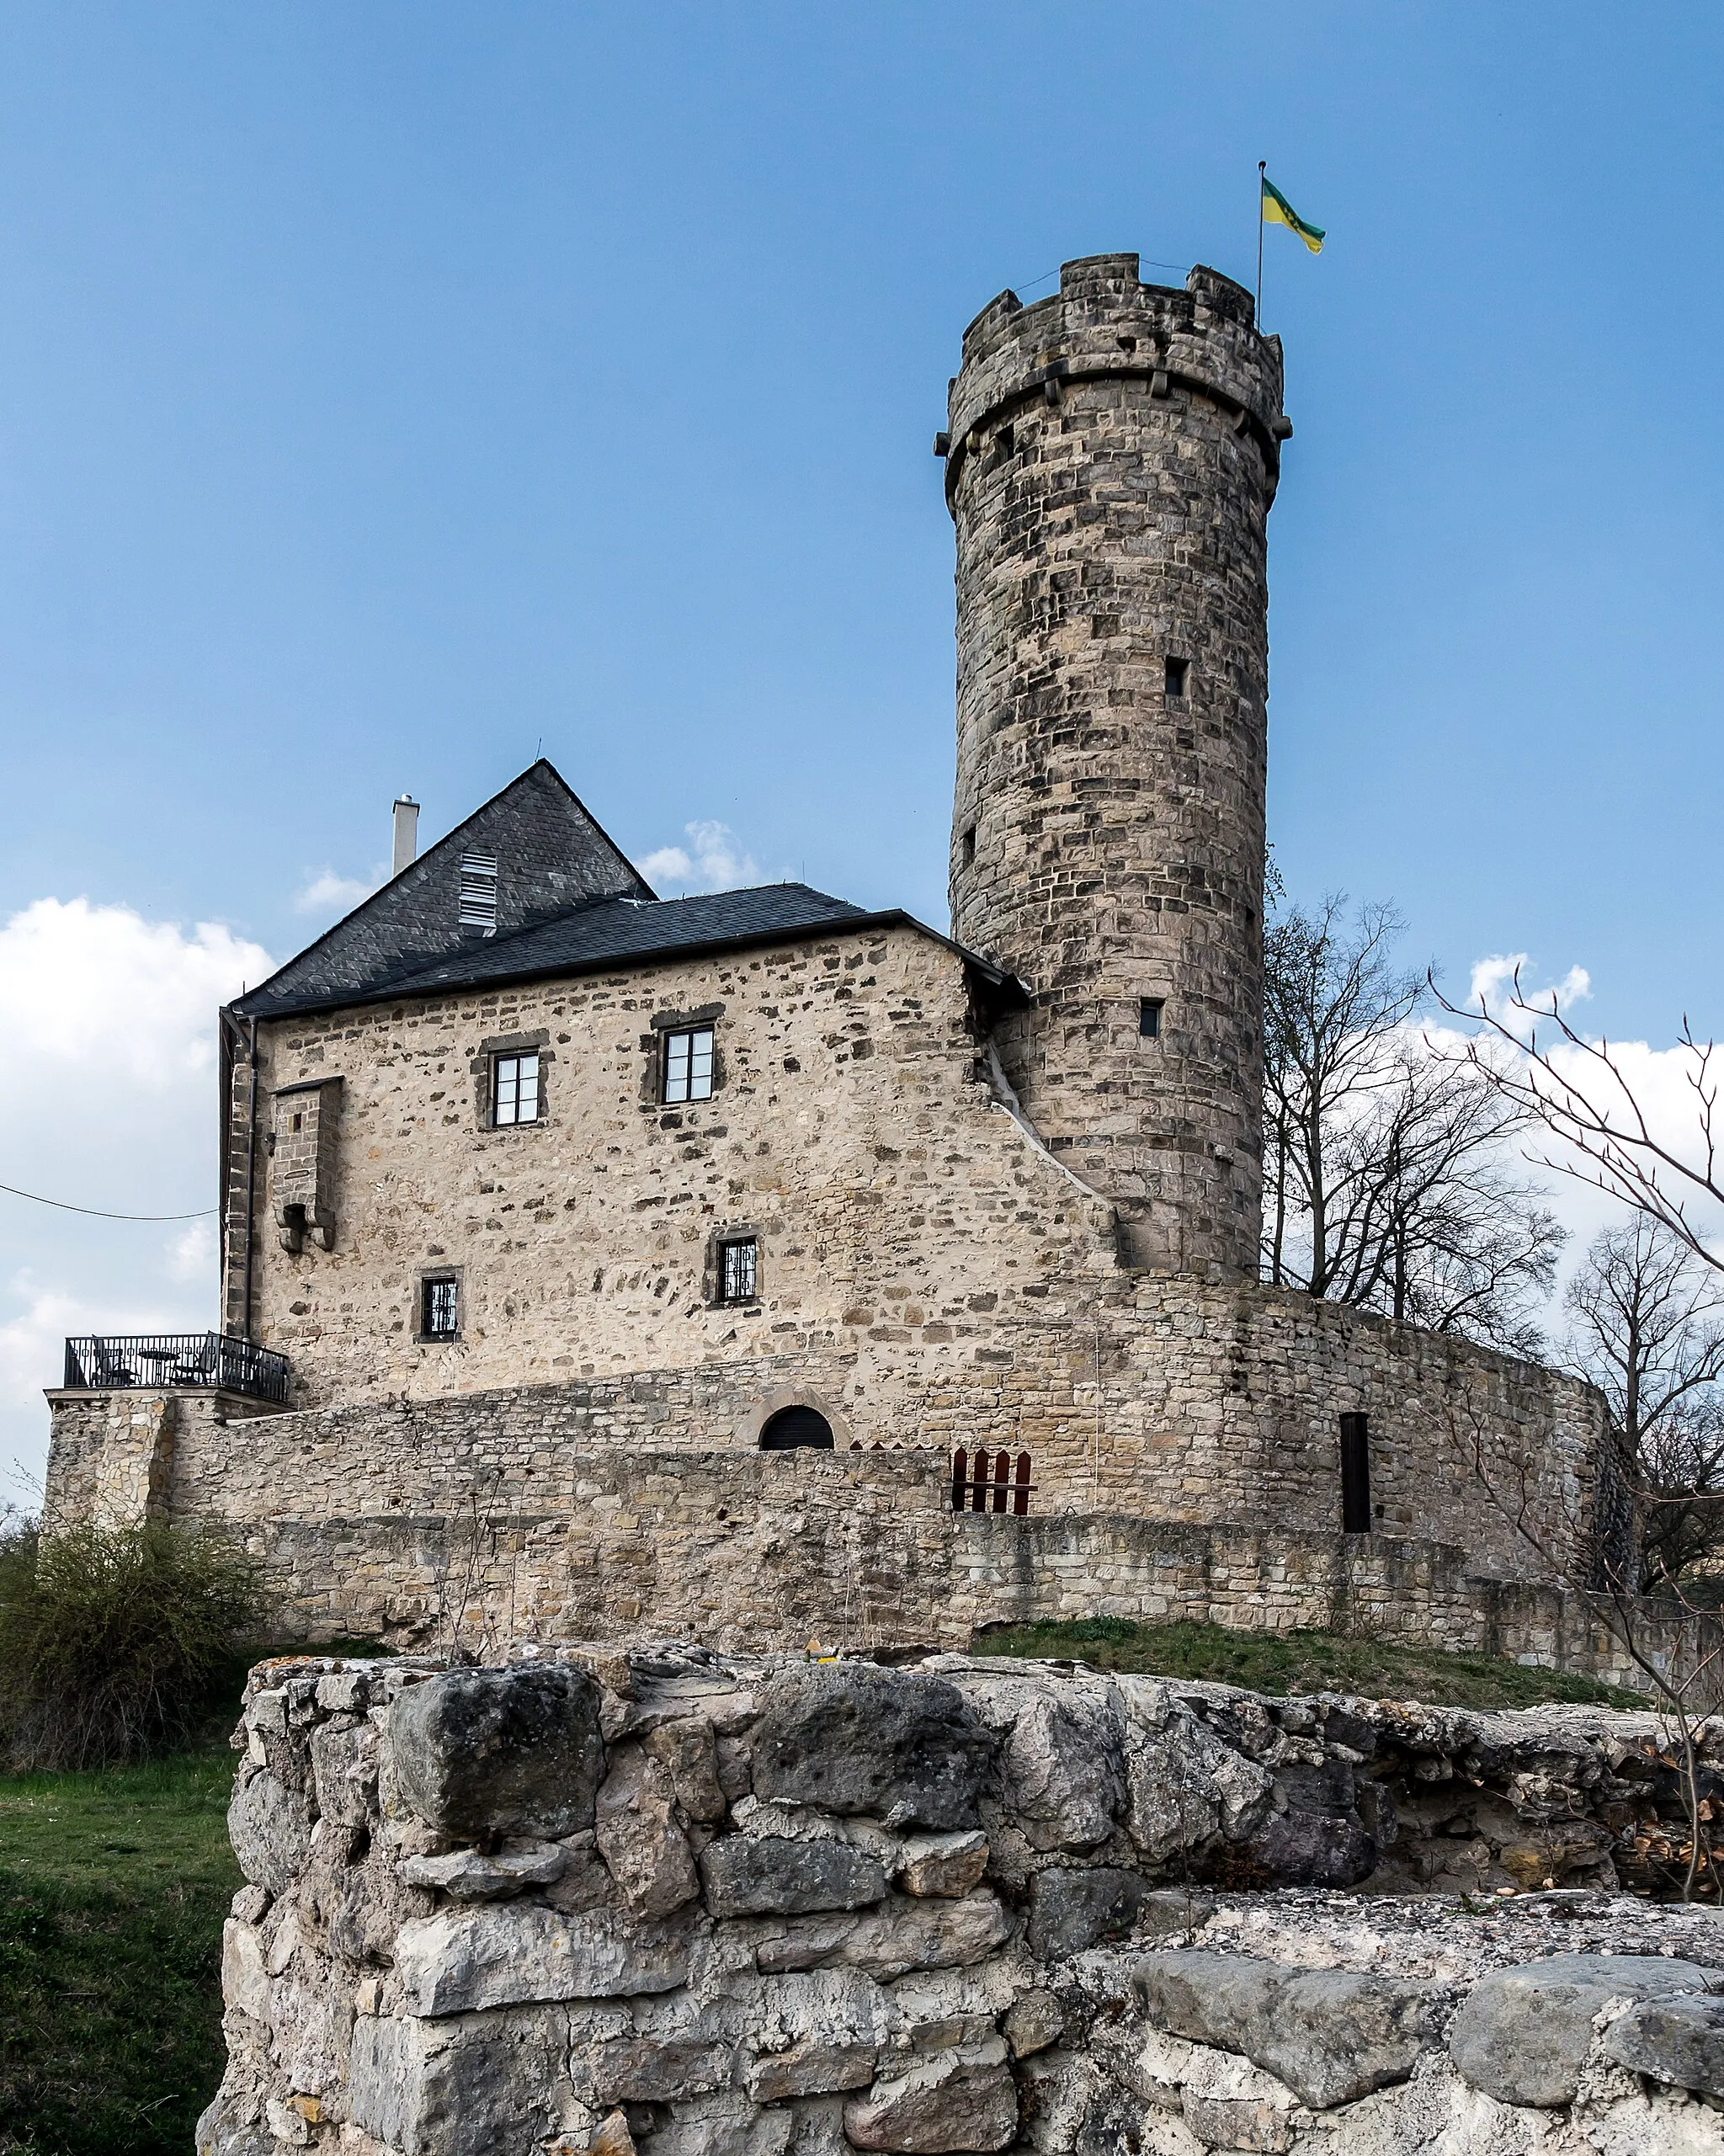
left=420, top=1275, right=460, bottom=1342
left=1340, top=1413, right=1371, bottom=1534
left=996, top=423, right=1014, bottom=457
left=720, top=1238, right=758, bottom=1303
left=962, top=825, right=976, bottom=867
left=1164, top=656, right=1189, bottom=700
left=1139, top=998, right=1164, bottom=1040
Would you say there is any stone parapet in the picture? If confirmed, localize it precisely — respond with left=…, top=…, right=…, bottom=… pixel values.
left=197, top=1647, right=1724, bottom=2156
left=41, top=1387, right=278, bottom=1530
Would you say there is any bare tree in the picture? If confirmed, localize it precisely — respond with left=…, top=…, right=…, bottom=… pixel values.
left=1264, top=892, right=1564, bottom=1353
left=1563, top=1220, right=1724, bottom=1595
left=1445, top=1382, right=1724, bottom=1900
left=1434, top=971, right=1724, bottom=1276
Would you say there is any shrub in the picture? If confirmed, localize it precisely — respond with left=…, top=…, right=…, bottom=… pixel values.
left=0, top=1520, right=265, bottom=1770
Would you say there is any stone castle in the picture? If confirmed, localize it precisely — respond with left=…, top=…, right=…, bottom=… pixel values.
left=45, top=255, right=1639, bottom=1680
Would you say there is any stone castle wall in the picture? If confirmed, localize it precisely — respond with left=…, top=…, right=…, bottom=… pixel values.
left=51, top=1259, right=1610, bottom=1596
left=178, top=899, right=1611, bottom=1578
left=947, top=258, right=1285, bottom=1276
left=47, top=1398, right=1684, bottom=1699
left=199, top=1648, right=1724, bottom=2156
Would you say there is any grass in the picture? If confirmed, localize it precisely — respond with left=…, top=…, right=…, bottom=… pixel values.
left=0, top=1637, right=393, bottom=2156
left=0, top=1738, right=241, bottom=2156
left=973, top=1616, right=1652, bottom=1711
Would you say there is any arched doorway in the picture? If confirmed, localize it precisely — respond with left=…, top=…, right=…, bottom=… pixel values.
left=758, top=1404, right=835, bottom=1451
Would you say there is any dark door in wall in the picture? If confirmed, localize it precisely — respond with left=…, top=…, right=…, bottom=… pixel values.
left=758, top=1405, right=835, bottom=1451
left=1340, top=1413, right=1371, bottom=1534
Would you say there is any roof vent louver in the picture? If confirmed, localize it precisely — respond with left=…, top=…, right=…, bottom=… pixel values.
left=458, top=850, right=499, bottom=937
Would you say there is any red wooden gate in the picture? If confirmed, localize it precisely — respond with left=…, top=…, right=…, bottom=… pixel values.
left=950, top=1448, right=1034, bottom=1515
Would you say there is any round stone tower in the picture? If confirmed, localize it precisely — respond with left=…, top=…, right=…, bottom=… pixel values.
left=944, top=253, right=1288, bottom=1277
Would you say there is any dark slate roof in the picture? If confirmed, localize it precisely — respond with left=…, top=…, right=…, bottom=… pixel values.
left=233, top=764, right=1022, bottom=1021
left=237, top=761, right=653, bottom=1019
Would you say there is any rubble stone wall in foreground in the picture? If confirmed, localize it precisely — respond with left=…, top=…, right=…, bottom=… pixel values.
left=200, top=1644, right=1724, bottom=2156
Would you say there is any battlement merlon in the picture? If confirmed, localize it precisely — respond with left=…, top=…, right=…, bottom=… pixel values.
left=944, top=254, right=1289, bottom=507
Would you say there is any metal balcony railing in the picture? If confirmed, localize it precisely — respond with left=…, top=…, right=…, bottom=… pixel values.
left=62, top=1333, right=291, bottom=1406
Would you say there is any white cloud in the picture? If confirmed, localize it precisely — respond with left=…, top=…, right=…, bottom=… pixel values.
left=0, top=898, right=272, bottom=1503
left=1443, top=954, right=1724, bottom=1313
left=636, top=820, right=761, bottom=895
left=1467, top=951, right=1593, bottom=1028
left=294, top=866, right=382, bottom=918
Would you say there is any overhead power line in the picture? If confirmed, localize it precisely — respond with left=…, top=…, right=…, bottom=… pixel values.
left=0, top=1180, right=216, bottom=1222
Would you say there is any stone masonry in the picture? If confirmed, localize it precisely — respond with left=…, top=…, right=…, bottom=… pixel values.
left=42, top=254, right=1631, bottom=1687
left=948, top=258, right=1285, bottom=1277
left=199, top=1646, right=1724, bottom=2156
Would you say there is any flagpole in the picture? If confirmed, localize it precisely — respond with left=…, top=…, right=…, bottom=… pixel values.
left=1256, top=161, right=1266, bottom=327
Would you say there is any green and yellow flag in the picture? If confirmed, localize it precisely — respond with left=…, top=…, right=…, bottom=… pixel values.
left=1261, top=175, right=1325, bottom=254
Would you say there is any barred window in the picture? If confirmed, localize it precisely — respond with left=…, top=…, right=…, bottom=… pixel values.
left=663, top=1025, right=715, bottom=1104
left=720, top=1238, right=758, bottom=1304
left=422, top=1276, right=460, bottom=1340
left=492, top=1051, right=540, bottom=1126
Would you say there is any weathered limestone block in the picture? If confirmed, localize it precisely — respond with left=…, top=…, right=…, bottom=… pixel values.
left=1605, top=1991, right=1724, bottom=2097
left=1002, top=1989, right=1064, bottom=2060
left=898, top=1830, right=988, bottom=1899
left=756, top=1891, right=1014, bottom=1981
left=646, top=2093, right=796, bottom=2156
left=752, top=1665, right=993, bottom=1829
left=387, top=1664, right=605, bottom=1840
left=1026, top=1867, right=1148, bottom=1961
left=228, top=1770, right=312, bottom=1896
left=975, top=1678, right=1127, bottom=1852
left=596, top=1743, right=702, bottom=1916
left=1449, top=1952, right=1724, bottom=2108
left=742, top=2040, right=878, bottom=2100
left=843, top=2039, right=1018, bottom=2153
left=701, top=1834, right=887, bottom=1918
left=221, top=1919, right=274, bottom=2023
left=396, top=1904, right=694, bottom=2015
left=1119, top=1694, right=1274, bottom=1865
left=1134, top=1951, right=1443, bottom=2110
left=349, top=2006, right=584, bottom=2156
left=589, top=2036, right=733, bottom=2103
left=324, top=1852, right=437, bottom=1965
left=644, top=1715, right=729, bottom=1822
left=1173, top=2040, right=1301, bottom=2155
left=310, top=1717, right=380, bottom=1828
left=396, top=1842, right=567, bottom=1901
left=1244, top=1809, right=1377, bottom=1889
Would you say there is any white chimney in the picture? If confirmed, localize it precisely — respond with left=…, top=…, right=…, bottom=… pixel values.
left=392, top=796, right=420, bottom=877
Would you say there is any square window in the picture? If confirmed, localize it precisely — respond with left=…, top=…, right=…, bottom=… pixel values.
left=422, top=1276, right=459, bottom=1340
left=1140, top=998, right=1164, bottom=1039
left=720, top=1238, right=758, bottom=1303
left=1164, top=655, right=1189, bottom=699
left=492, top=1051, right=541, bottom=1126
left=663, top=1025, right=716, bottom=1104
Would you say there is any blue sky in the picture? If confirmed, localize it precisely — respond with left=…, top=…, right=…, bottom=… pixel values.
left=2, top=3, right=1721, bottom=1487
